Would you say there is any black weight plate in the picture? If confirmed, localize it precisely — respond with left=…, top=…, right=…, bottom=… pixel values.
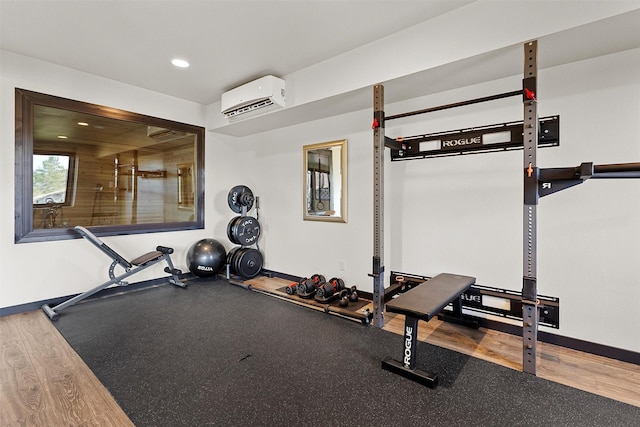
left=227, top=246, right=241, bottom=266
left=230, top=216, right=261, bottom=246
left=232, top=248, right=242, bottom=276
left=235, top=248, right=263, bottom=279
left=227, top=185, right=254, bottom=213
left=229, top=246, right=245, bottom=278
left=227, top=217, right=241, bottom=244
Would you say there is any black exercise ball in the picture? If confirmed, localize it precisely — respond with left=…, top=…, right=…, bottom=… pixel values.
left=186, top=238, right=227, bottom=277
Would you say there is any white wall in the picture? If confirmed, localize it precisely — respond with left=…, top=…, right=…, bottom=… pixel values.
left=207, top=48, right=640, bottom=353
left=2, top=2, right=639, bottom=355
left=0, top=51, right=232, bottom=308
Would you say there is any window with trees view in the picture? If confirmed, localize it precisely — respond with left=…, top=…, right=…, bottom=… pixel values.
left=15, top=89, right=205, bottom=243
left=33, top=153, right=74, bottom=229
left=33, top=154, right=72, bottom=205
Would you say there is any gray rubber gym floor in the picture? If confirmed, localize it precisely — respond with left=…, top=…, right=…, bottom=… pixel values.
left=54, top=280, right=640, bottom=426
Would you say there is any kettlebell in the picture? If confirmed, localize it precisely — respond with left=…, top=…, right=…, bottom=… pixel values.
left=339, top=289, right=349, bottom=307
left=349, top=287, right=359, bottom=303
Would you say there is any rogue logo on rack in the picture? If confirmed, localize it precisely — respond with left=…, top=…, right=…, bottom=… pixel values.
left=390, top=115, right=559, bottom=161
left=441, top=136, right=481, bottom=148
left=461, top=293, right=481, bottom=303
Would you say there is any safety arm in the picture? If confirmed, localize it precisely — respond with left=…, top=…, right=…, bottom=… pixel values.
left=538, top=162, right=640, bottom=197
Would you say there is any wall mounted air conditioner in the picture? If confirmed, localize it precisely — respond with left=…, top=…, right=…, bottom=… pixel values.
left=221, top=75, right=285, bottom=121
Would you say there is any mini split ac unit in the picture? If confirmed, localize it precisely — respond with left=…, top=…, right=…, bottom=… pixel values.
left=221, top=75, right=285, bottom=121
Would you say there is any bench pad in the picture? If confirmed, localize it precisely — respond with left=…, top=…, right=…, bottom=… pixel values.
left=131, top=250, right=164, bottom=266
left=386, top=273, right=476, bottom=321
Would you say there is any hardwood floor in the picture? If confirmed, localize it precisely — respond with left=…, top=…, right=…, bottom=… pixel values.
left=0, top=310, right=134, bottom=427
left=1, top=278, right=639, bottom=425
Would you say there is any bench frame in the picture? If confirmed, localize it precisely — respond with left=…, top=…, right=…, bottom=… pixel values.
left=382, top=273, right=476, bottom=388
left=42, top=226, right=185, bottom=320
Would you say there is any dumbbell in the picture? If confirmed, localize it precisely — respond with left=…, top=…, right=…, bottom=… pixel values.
left=316, top=277, right=345, bottom=298
left=285, top=280, right=301, bottom=295
left=297, top=274, right=325, bottom=295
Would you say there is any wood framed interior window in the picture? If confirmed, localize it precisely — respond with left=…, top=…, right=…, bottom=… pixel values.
left=15, top=88, right=205, bottom=243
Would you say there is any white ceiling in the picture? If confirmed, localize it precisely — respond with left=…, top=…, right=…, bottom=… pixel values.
left=0, top=0, right=473, bottom=105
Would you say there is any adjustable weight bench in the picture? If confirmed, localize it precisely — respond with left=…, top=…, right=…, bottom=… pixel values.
left=382, top=273, right=476, bottom=388
left=42, top=226, right=185, bottom=320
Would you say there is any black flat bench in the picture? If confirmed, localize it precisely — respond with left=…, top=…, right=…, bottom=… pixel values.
left=382, top=272, right=476, bottom=388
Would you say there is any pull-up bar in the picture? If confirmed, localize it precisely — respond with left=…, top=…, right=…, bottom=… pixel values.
left=592, top=162, right=640, bottom=179
left=385, top=90, right=523, bottom=121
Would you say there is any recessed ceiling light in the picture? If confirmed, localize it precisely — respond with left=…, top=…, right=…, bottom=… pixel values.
left=77, top=122, right=89, bottom=126
left=171, top=58, right=189, bottom=68
left=57, top=135, right=68, bottom=139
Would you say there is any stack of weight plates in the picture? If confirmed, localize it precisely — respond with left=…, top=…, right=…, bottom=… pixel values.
left=226, top=185, right=263, bottom=279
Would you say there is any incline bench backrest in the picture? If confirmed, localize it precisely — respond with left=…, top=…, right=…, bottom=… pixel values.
left=74, top=226, right=132, bottom=269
